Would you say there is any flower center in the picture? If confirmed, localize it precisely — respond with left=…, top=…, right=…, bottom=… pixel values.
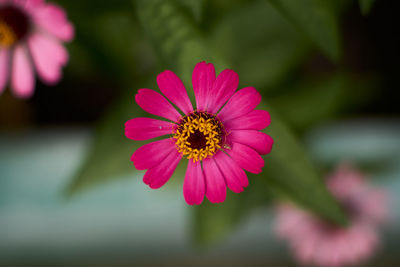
left=0, top=5, right=31, bottom=47
left=173, top=111, right=225, bottom=162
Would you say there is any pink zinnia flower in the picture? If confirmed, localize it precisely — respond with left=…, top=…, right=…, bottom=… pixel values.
left=125, top=61, right=273, bottom=204
left=0, top=0, right=74, bottom=98
left=275, top=163, right=388, bottom=267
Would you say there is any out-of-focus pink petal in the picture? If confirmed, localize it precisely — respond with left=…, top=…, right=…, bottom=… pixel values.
left=192, top=61, right=215, bottom=111
left=224, top=110, right=271, bottom=131
left=135, top=89, right=181, bottom=122
left=313, top=238, right=337, bottom=267
left=207, top=69, right=239, bottom=113
left=33, top=3, right=74, bottom=42
left=214, top=151, right=248, bottom=193
left=328, top=163, right=364, bottom=198
left=23, top=0, right=44, bottom=11
left=327, top=163, right=389, bottom=225
left=226, top=143, right=264, bottom=174
left=28, top=33, right=68, bottom=84
left=274, top=205, right=308, bottom=239
left=229, top=130, right=273, bottom=155
left=274, top=163, right=388, bottom=267
left=157, top=70, right=193, bottom=115
left=11, top=45, right=34, bottom=98
left=203, top=157, right=226, bottom=203
left=360, top=189, right=389, bottom=225
left=143, top=149, right=182, bottom=189
left=183, top=160, right=205, bottom=205
left=125, top=117, right=174, bottom=140
left=218, top=87, right=261, bottom=122
left=295, top=229, right=319, bottom=265
left=0, top=49, right=10, bottom=94
left=131, top=138, right=176, bottom=170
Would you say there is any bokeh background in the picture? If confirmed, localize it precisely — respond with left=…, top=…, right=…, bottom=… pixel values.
left=1, top=0, right=399, bottom=266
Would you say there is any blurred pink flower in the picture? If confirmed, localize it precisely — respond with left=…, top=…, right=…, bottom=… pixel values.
left=275, top=163, right=388, bottom=267
left=0, top=0, right=74, bottom=98
left=125, top=61, right=273, bottom=205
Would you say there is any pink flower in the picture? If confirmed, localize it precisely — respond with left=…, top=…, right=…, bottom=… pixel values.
left=275, top=163, right=389, bottom=267
left=125, top=61, right=273, bottom=204
left=0, top=0, right=74, bottom=98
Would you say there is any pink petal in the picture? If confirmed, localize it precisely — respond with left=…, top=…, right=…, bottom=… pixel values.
left=192, top=61, right=215, bottom=111
left=11, top=45, right=34, bottom=98
left=157, top=70, right=193, bottom=114
left=125, top=117, right=174, bottom=140
left=0, top=49, right=10, bottom=94
left=226, top=143, right=264, bottom=174
left=131, top=138, right=176, bottom=170
left=224, top=110, right=271, bottom=131
left=28, top=33, right=68, bottom=85
left=143, top=149, right=182, bottom=189
left=183, top=160, right=205, bottom=205
left=218, top=87, right=261, bottom=122
left=360, top=188, right=388, bottom=225
left=274, top=205, right=306, bottom=238
left=214, top=151, right=248, bottom=193
left=33, top=3, right=74, bottom=42
left=135, top=89, right=181, bottom=122
left=296, top=230, right=319, bottom=264
left=207, top=69, right=239, bottom=113
left=229, top=130, right=273, bottom=155
left=24, top=0, right=44, bottom=9
left=202, top=157, right=227, bottom=203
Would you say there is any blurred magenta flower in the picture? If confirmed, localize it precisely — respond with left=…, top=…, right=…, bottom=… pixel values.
left=275, top=163, right=389, bottom=267
left=125, top=61, right=273, bottom=204
left=0, top=0, right=74, bottom=98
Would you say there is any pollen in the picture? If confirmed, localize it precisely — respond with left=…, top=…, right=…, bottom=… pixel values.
left=173, top=111, right=225, bottom=162
left=0, top=20, right=16, bottom=47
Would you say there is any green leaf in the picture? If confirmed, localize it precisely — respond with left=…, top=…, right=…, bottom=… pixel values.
left=270, top=73, right=379, bottom=130
left=135, top=0, right=227, bottom=84
left=54, top=0, right=131, bottom=18
left=65, top=10, right=144, bottom=84
left=65, top=90, right=142, bottom=195
left=210, top=1, right=310, bottom=91
left=193, top=178, right=271, bottom=244
left=89, top=12, right=140, bottom=76
left=359, top=0, right=376, bottom=15
left=176, top=0, right=204, bottom=22
left=267, top=0, right=341, bottom=61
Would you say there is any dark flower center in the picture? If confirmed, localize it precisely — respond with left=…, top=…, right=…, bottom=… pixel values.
left=186, top=129, right=208, bottom=150
left=0, top=5, right=31, bottom=47
left=173, top=111, right=226, bottom=162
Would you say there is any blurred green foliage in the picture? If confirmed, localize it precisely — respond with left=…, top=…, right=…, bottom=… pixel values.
left=359, top=0, right=376, bottom=15
left=209, top=0, right=309, bottom=91
left=66, top=89, right=143, bottom=195
left=193, top=177, right=271, bottom=244
left=270, top=73, right=379, bottom=131
left=61, top=0, right=383, bottom=244
left=267, top=0, right=341, bottom=61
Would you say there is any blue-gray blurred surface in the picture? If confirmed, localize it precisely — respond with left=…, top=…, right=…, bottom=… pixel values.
left=0, top=119, right=399, bottom=266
